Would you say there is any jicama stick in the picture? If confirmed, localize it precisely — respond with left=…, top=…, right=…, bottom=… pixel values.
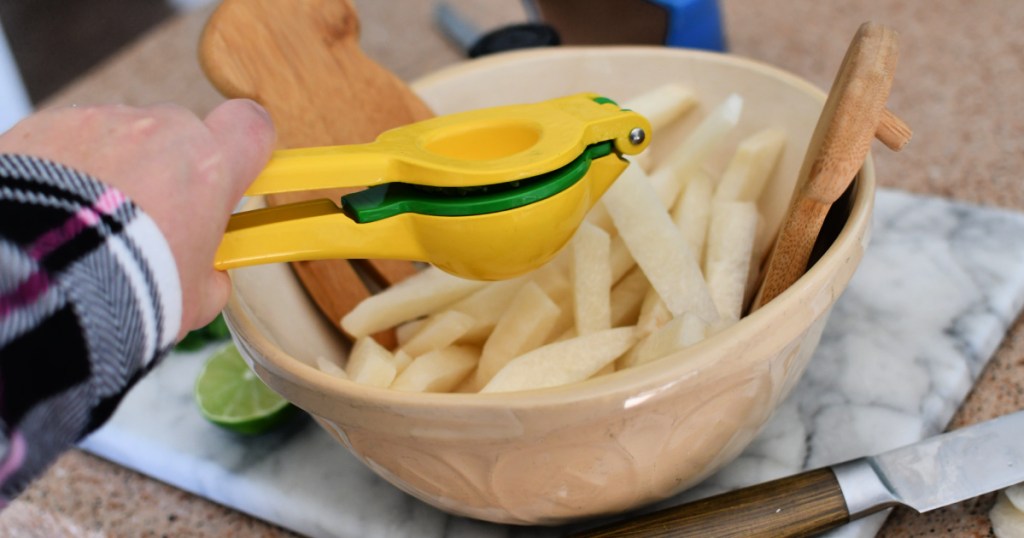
left=572, top=221, right=612, bottom=335
left=446, top=277, right=527, bottom=344
left=624, top=83, right=698, bottom=131
left=604, top=165, right=719, bottom=324
left=713, top=128, right=786, bottom=204
left=346, top=336, right=398, bottom=388
left=624, top=84, right=699, bottom=172
left=398, top=310, right=475, bottom=357
left=705, top=201, right=759, bottom=324
left=672, top=170, right=715, bottom=265
left=341, top=267, right=486, bottom=338
left=651, top=93, right=743, bottom=207
left=316, top=356, right=348, bottom=379
left=610, top=267, right=649, bottom=327
left=636, top=169, right=716, bottom=335
left=481, top=327, right=637, bottom=393
left=390, top=345, right=478, bottom=392
left=618, top=313, right=707, bottom=369
left=475, top=282, right=561, bottom=386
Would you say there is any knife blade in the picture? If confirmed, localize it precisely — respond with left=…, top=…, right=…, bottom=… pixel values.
left=571, top=409, right=1024, bottom=537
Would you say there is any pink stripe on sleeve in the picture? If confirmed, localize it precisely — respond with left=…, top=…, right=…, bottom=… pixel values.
left=0, top=272, right=51, bottom=319
left=26, top=187, right=128, bottom=260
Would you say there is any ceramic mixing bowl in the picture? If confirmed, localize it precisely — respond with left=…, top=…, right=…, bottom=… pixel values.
left=224, top=46, right=874, bottom=525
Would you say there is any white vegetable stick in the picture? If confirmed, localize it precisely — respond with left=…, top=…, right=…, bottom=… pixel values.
left=584, top=200, right=615, bottom=234
left=713, top=128, right=787, bottom=204
left=624, top=84, right=699, bottom=172
left=546, top=313, right=577, bottom=344
left=476, top=282, right=561, bottom=385
left=610, top=267, right=649, bottom=327
left=572, top=221, right=612, bottom=335
left=636, top=170, right=714, bottom=336
left=990, top=491, right=1024, bottom=538
left=390, top=345, right=478, bottom=393
left=448, top=278, right=527, bottom=345
left=556, top=326, right=578, bottom=342
left=651, top=93, right=743, bottom=208
left=705, top=201, right=759, bottom=324
left=536, top=263, right=576, bottom=346
left=648, top=167, right=678, bottom=208
left=530, top=254, right=571, bottom=299
left=635, top=288, right=672, bottom=336
left=481, top=327, right=637, bottom=393
left=609, top=235, right=637, bottom=284
left=341, top=267, right=486, bottom=338
left=1005, top=484, right=1024, bottom=513
left=618, top=313, right=707, bottom=369
left=624, top=83, right=698, bottom=132
left=679, top=313, right=709, bottom=345
left=604, top=165, right=719, bottom=323
left=390, top=350, right=412, bottom=375
left=399, top=310, right=475, bottom=357
left=395, top=319, right=426, bottom=347
left=672, top=170, right=715, bottom=265
left=316, top=356, right=348, bottom=379
left=452, top=374, right=482, bottom=393
left=346, top=337, right=398, bottom=388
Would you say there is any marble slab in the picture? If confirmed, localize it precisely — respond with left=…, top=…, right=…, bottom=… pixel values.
left=80, top=188, right=1024, bottom=538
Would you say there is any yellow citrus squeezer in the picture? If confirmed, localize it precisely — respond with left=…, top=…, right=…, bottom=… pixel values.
left=215, top=93, right=651, bottom=280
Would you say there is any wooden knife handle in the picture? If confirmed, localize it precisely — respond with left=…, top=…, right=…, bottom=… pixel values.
left=571, top=468, right=850, bottom=538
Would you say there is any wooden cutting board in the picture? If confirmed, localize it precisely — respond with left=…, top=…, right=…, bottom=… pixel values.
left=199, top=0, right=433, bottom=345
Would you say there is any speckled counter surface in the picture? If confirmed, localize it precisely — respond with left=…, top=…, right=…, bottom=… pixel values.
left=0, top=1, right=1021, bottom=536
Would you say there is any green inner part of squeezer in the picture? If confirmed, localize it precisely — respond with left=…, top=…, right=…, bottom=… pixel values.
left=341, top=140, right=614, bottom=223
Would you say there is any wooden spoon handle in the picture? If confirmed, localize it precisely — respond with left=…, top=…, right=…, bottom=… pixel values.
left=877, top=108, right=912, bottom=151
left=199, top=0, right=431, bottom=343
left=571, top=468, right=851, bottom=538
left=751, top=22, right=906, bottom=311
left=200, top=0, right=433, bottom=148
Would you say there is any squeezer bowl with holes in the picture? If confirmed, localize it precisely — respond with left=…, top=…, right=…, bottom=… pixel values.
left=223, top=47, right=874, bottom=525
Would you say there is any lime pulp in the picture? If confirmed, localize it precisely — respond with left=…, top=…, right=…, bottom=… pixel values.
left=194, top=343, right=297, bottom=435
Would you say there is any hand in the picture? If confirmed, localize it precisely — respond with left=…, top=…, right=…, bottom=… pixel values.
left=0, top=100, right=276, bottom=338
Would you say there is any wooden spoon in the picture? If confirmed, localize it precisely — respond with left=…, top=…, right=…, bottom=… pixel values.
left=199, top=0, right=433, bottom=345
left=750, top=21, right=908, bottom=311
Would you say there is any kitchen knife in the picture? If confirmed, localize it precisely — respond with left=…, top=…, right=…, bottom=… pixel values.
left=572, top=408, right=1024, bottom=537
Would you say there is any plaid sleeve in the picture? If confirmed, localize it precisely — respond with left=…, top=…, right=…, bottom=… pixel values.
left=0, top=154, right=182, bottom=506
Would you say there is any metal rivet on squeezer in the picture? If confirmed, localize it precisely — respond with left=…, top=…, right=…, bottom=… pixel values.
left=629, top=127, right=646, bottom=146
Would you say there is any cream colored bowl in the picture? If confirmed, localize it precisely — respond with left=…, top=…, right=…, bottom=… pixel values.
left=224, top=47, right=874, bottom=526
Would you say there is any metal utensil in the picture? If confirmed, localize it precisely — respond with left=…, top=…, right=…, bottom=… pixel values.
left=573, top=409, right=1024, bottom=537
left=434, top=1, right=559, bottom=58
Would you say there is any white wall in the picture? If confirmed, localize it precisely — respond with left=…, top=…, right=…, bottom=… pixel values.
left=0, top=21, right=31, bottom=132
left=0, top=0, right=214, bottom=133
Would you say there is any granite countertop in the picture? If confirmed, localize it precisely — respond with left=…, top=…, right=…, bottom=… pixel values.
left=1, top=1, right=1021, bottom=536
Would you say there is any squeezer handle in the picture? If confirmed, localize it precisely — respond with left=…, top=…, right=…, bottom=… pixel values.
left=241, top=93, right=652, bottom=196
left=215, top=199, right=426, bottom=270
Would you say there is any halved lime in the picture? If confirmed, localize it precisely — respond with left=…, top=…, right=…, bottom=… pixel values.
left=194, top=343, right=298, bottom=435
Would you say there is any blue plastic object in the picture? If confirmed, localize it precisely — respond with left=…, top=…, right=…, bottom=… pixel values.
left=647, top=0, right=727, bottom=52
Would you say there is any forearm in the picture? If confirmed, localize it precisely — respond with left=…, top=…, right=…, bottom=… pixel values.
left=0, top=153, right=181, bottom=505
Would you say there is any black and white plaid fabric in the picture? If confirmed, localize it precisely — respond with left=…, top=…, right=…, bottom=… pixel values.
left=0, top=154, right=180, bottom=505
